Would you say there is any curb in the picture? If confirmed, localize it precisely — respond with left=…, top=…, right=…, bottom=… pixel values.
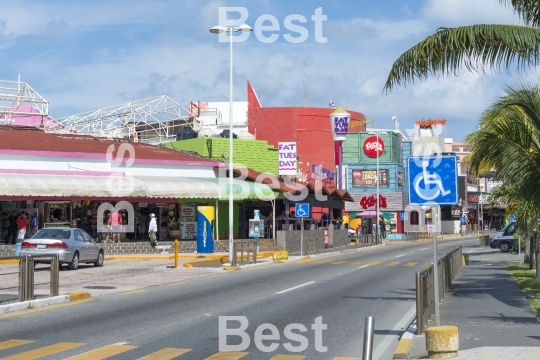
left=184, top=251, right=282, bottom=268
left=0, top=292, right=91, bottom=315
left=394, top=319, right=416, bottom=359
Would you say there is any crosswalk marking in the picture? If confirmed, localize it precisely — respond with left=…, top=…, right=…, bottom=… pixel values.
left=1, top=342, right=84, bottom=360
left=0, top=340, right=34, bottom=351
left=205, top=352, right=248, bottom=359
left=404, top=262, right=417, bottom=267
left=367, top=261, right=381, bottom=266
left=385, top=262, right=400, bottom=267
left=137, top=347, right=191, bottom=360
left=350, top=261, right=364, bottom=266
left=69, top=344, right=138, bottom=359
left=331, top=260, right=348, bottom=265
left=270, top=355, right=305, bottom=359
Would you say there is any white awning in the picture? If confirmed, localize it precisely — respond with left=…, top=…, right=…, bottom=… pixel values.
left=0, top=173, right=277, bottom=200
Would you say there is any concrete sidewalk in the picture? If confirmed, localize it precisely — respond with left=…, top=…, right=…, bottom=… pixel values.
left=407, top=258, right=540, bottom=359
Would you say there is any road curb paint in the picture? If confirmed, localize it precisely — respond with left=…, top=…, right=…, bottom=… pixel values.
left=223, top=265, right=241, bottom=271
left=393, top=318, right=416, bottom=359
left=0, top=259, right=18, bottom=264
left=69, top=292, right=91, bottom=301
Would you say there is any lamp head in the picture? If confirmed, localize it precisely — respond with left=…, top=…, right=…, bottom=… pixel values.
left=209, top=25, right=227, bottom=34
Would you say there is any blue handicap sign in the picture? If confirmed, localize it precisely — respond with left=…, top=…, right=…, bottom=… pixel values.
left=295, top=203, right=310, bottom=218
left=400, top=213, right=408, bottom=221
left=509, top=215, right=515, bottom=222
left=408, top=155, right=458, bottom=205
left=460, top=216, right=467, bottom=224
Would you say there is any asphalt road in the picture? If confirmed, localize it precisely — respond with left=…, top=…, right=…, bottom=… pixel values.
left=0, top=237, right=479, bottom=360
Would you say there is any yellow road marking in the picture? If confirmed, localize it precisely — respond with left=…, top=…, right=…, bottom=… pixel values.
left=119, top=289, right=146, bottom=296
left=314, top=260, right=331, bottom=264
left=331, top=260, right=348, bottom=265
left=404, top=262, right=417, bottom=267
left=296, top=259, right=314, bottom=264
left=1, top=342, right=84, bottom=360
left=270, top=355, right=306, bottom=359
left=208, top=273, right=229, bottom=278
left=423, top=263, right=430, bottom=268
left=367, top=261, right=381, bottom=266
left=385, top=262, right=400, bottom=267
left=137, top=347, right=191, bottom=360
left=205, top=352, right=248, bottom=360
left=0, top=299, right=95, bottom=319
left=0, top=340, right=34, bottom=351
left=69, top=344, right=138, bottom=359
left=350, top=261, right=364, bottom=266
left=169, top=281, right=191, bottom=286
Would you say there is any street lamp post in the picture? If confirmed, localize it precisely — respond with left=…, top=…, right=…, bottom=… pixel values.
left=368, top=131, right=387, bottom=242
left=210, top=24, right=253, bottom=264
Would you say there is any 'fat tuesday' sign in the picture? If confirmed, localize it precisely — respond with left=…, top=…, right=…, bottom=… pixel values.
left=278, top=142, right=297, bottom=175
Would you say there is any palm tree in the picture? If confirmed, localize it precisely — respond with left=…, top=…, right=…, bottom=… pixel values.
left=466, top=82, right=540, bottom=274
left=384, top=1, right=540, bottom=91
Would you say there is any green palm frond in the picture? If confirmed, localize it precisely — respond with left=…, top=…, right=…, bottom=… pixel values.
left=384, top=25, right=540, bottom=92
left=500, top=0, right=540, bottom=27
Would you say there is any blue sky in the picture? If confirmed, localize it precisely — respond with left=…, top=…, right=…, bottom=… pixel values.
left=0, top=0, right=528, bottom=141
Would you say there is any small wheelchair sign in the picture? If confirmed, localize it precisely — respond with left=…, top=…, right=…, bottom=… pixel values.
left=408, top=155, right=458, bottom=205
left=400, top=213, right=408, bottom=221
left=460, top=216, right=467, bottom=224
left=295, top=203, right=310, bottom=218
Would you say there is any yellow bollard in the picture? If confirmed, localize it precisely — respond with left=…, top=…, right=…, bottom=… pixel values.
left=174, top=239, right=179, bottom=268
left=425, top=326, right=459, bottom=359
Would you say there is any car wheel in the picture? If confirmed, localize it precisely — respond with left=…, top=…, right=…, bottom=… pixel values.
left=94, top=251, right=104, bottom=267
left=68, top=252, right=79, bottom=270
left=499, top=242, right=510, bottom=253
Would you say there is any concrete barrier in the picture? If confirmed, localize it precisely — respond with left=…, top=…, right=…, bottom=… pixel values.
left=425, top=326, right=459, bottom=359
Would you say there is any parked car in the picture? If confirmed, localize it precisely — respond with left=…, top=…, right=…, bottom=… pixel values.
left=490, top=221, right=516, bottom=253
left=20, top=227, right=104, bottom=270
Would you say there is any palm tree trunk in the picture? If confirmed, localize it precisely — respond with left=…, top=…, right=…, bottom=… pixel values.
left=535, top=232, right=540, bottom=278
left=530, top=235, right=535, bottom=271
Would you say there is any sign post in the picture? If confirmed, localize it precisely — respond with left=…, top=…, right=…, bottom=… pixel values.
left=295, top=203, right=310, bottom=256
left=408, top=155, right=458, bottom=327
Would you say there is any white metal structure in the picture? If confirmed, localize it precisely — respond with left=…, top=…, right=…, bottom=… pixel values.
left=45, top=96, right=194, bottom=144
left=0, top=80, right=49, bottom=124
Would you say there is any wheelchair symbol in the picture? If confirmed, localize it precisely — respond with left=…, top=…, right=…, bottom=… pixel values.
left=296, top=205, right=307, bottom=217
left=413, top=160, right=451, bottom=201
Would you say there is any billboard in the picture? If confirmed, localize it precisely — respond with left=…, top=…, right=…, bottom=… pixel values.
left=352, top=169, right=389, bottom=187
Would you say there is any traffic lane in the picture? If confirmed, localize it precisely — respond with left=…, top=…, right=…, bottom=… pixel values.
left=0, top=246, right=428, bottom=359
left=0, top=238, right=478, bottom=358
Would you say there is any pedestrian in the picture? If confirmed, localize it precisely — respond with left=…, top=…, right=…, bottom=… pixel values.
left=148, top=213, right=158, bottom=246
left=108, top=210, right=123, bottom=243
left=5, top=211, right=17, bottom=244
left=17, top=211, right=28, bottom=242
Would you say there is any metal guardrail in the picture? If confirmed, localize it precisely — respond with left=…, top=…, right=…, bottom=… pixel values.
left=231, top=240, right=257, bottom=266
left=415, top=245, right=462, bottom=334
left=304, top=238, right=320, bottom=255
left=0, top=254, right=59, bottom=302
left=354, top=234, right=381, bottom=248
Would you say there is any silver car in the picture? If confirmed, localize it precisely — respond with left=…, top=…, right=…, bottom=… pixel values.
left=20, top=227, right=104, bottom=270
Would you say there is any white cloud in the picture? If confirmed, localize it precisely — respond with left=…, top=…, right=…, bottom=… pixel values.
left=421, top=0, right=521, bottom=27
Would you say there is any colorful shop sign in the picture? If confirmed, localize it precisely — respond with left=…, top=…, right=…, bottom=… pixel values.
left=363, top=136, right=385, bottom=158
left=278, top=142, right=297, bottom=175
left=352, top=169, right=389, bottom=187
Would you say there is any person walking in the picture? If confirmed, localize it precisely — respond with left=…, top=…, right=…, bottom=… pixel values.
left=17, top=211, right=28, bottom=241
left=108, top=210, right=123, bottom=243
left=148, top=213, right=158, bottom=246
left=5, top=211, right=18, bottom=244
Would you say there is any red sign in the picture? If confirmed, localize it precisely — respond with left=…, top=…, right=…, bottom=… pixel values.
left=360, top=195, right=387, bottom=209
left=363, top=136, right=384, bottom=158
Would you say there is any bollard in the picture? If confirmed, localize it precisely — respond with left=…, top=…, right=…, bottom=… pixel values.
left=425, top=326, right=459, bottom=359
left=174, top=239, right=179, bottom=268
left=362, top=316, right=375, bottom=360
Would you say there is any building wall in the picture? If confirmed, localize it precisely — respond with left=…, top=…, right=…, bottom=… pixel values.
left=166, top=137, right=279, bottom=175
left=248, top=105, right=366, bottom=179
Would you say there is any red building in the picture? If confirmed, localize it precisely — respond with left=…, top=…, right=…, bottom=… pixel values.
left=247, top=81, right=366, bottom=185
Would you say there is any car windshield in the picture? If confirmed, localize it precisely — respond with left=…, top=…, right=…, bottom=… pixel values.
left=501, top=221, right=514, bottom=233
left=32, top=229, right=71, bottom=240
